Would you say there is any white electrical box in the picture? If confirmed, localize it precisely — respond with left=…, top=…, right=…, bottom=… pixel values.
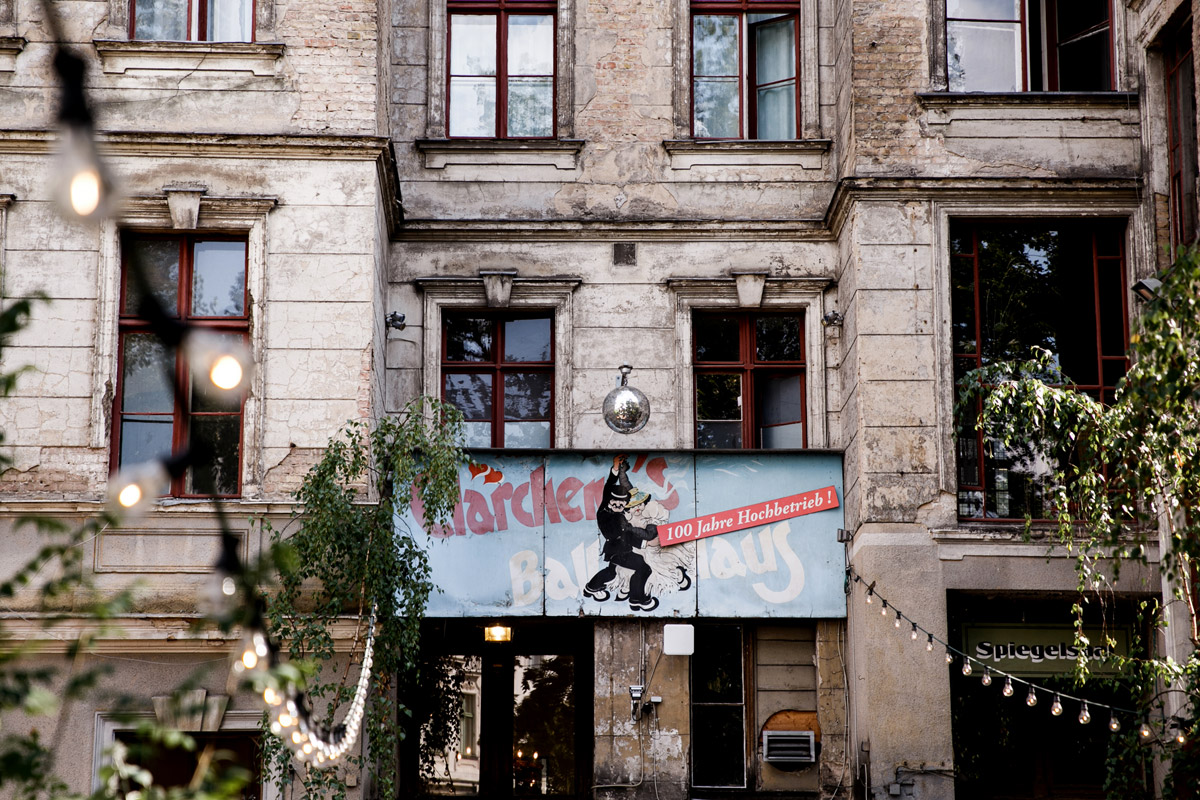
left=663, top=623, right=695, bottom=655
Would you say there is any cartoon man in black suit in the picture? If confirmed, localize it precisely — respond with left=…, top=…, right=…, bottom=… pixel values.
left=583, top=454, right=661, bottom=611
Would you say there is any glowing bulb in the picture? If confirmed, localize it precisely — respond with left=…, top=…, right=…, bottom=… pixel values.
left=264, top=688, right=281, bottom=706
left=866, top=591, right=873, bottom=604
left=532, top=751, right=538, bottom=760
left=1026, top=687, right=1038, bottom=706
left=516, top=750, right=523, bottom=758
left=466, top=747, right=471, bottom=756
left=1109, top=714, right=1120, bottom=732
left=1176, top=731, right=1186, bottom=745
left=911, top=623, right=918, bottom=640
left=270, top=721, right=282, bottom=735
left=69, top=168, right=101, bottom=217
left=292, top=731, right=305, bottom=744
left=981, top=668, right=992, bottom=687
left=1051, top=695, right=1063, bottom=716
left=881, top=601, right=889, bottom=616
left=210, top=355, right=244, bottom=391
left=1002, top=677, right=1014, bottom=697
left=303, top=743, right=313, bottom=754
left=961, top=660, right=972, bottom=676
left=926, top=634, right=934, bottom=652
left=279, top=713, right=295, bottom=727
left=222, top=577, right=236, bottom=596
left=1078, top=702, right=1090, bottom=725
left=945, top=650, right=953, bottom=665
left=241, top=649, right=258, bottom=670
left=1139, top=723, right=1152, bottom=739
left=117, top=482, right=142, bottom=508
left=894, top=611, right=902, bottom=628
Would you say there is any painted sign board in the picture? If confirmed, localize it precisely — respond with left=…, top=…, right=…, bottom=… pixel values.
left=399, top=451, right=846, bottom=619
left=962, top=625, right=1131, bottom=676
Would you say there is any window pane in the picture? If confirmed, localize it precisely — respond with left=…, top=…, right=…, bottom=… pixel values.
left=115, top=731, right=262, bottom=800
left=1055, top=0, right=1108, bottom=41
left=693, top=15, right=739, bottom=75
left=450, top=15, right=497, bottom=75
left=947, top=21, right=1021, bottom=91
left=951, top=254, right=977, bottom=354
left=1057, top=30, right=1112, bottom=91
left=508, top=15, right=554, bottom=75
left=694, top=78, right=740, bottom=138
left=696, top=373, right=741, bottom=421
left=513, top=655, right=575, bottom=796
left=444, top=373, right=493, bottom=420
left=755, top=17, right=795, bottom=86
left=981, top=436, right=1059, bottom=519
left=697, top=421, right=741, bottom=448
left=504, top=373, right=551, bottom=420
left=503, top=317, right=551, bottom=362
left=694, top=626, right=742, bottom=702
left=504, top=421, right=551, bottom=448
left=134, top=0, right=188, bottom=40
left=762, top=422, right=804, bottom=448
left=757, top=373, right=802, bottom=426
left=757, top=82, right=796, bottom=139
left=691, top=706, right=745, bottom=787
left=695, top=316, right=740, bottom=361
left=755, top=316, right=802, bottom=361
left=946, top=0, right=1019, bottom=20
left=122, top=334, right=174, bottom=413
left=120, top=417, right=174, bottom=468
left=125, top=239, right=180, bottom=315
left=508, top=77, right=554, bottom=137
left=450, top=77, right=498, bottom=137
left=192, top=333, right=248, bottom=412
left=192, top=241, right=246, bottom=316
left=462, top=421, right=493, bottom=447
left=446, top=318, right=494, bottom=362
left=206, top=0, right=253, bottom=41
left=186, top=416, right=241, bottom=495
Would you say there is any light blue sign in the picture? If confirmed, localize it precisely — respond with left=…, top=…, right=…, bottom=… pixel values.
left=399, top=451, right=846, bottom=618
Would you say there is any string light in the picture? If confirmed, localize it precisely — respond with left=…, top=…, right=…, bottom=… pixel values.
left=1174, top=728, right=1187, bottom=745
left=945, top=649, right=954, bottom=665
left=961, top=659, right=972, bottom=677
left=1139, top=722, right=1153, bottom=740
left=1002, top=677, right=1014, bottom=697
left=926, top=633, right=934, bottom=652
left=1079, top=702, right=1090, bottom=725
left=911, top=623, right=919, bottom=640
left=881, top=599, right=889, bottom=616
left=1051, top=694, right=1063, bottom=716
left=1108, top=713, right=1120, bottom=732
left=1026, top=687, right=1038, bottom=707
left=894, top=611, right=902, bottom=628
left=981, top=667, right=992, bottom=687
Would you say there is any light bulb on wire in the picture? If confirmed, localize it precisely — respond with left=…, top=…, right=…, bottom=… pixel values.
left=961, top=659, right=972, bottom=677
left=1175, top=729, right=1187, bottom=745
left=56, top=124, right=116, bottom=221
left=894, top=611, right=902, bottom=628
left=911, top=623, right=919, bottom=640
left=1139, top=722, right=1153, bottom=740
left=184, top=331, right=252, bottom=397
left=107, top=461, right=170, bottom=518
left=945, top=649, right=953, bottom=665
left=981, top=668, right=992, bottom=687
left=1051, top=695, right=1063, bottom=716
left=926, top=634, right=934, bottom=652
left=1026, top=687, right=1038, bottom=706
left=1002, top=677, right=1014, bottom=697
left=1108, top=713, right=1120, bottom=732
left=881, top=599, right=889, bottom=616
left=1078, top=702, right=1090, bottom=725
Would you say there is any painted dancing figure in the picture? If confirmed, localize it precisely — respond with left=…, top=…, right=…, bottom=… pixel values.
left=583, top=454, right=661, bottom=611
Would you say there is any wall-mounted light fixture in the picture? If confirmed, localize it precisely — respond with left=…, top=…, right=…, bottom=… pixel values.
left=1131, top=277, right=1163, bottom=302
left=483, top=624, right=512, bottom=643
left=603, top=364, right=650, bottom=434
left=385, top=312, right=407, bottom=330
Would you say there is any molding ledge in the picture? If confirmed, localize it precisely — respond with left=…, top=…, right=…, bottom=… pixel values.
left=93, top=39, right=285, bottom=76
left=663, top=138, right=832, bottom=170
left=917, top=91, right=1139, bottom=109
left=0, top=616, right=368, bottom=652
left=0, top=35, right=24, bottom=71
left=414, top=138, right=585, bottom=170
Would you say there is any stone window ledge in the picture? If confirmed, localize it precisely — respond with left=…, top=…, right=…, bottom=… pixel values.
left=662, top=139, right=831, bottom=170
left=93, top=39, right=285, bottom=76
left=0, top=35, right=25, bottom=72
left=917, top=91, right=1139, bottom=109
left=414, top=138, right=585, bottom=170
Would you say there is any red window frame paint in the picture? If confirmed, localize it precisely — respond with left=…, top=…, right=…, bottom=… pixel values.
left=692, top=311, right=808, bottom=449
left=112, top=233, right=249, bottom=498
left=690, top=0, right=802, bottom=140
left=1165, top=15, right=1197, bottom=250
left=441, top=311, right=555, bottom=448
left=446, top=0, right=557, bottom=139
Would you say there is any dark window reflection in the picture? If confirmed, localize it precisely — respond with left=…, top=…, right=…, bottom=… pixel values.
left=504, top=317, right=552, bottom=362
left=691, top=625, right=744, bottom=788
left=513, top=655, right=574, bottom=796
left=755, top=316, right=802, bottom=361
left=446, top=318, right=494, bottom=362
left=695, top=315, right=740, bottom=361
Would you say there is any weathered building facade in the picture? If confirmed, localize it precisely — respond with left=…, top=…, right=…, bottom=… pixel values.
left=1, top=0, right=1196, bottom=795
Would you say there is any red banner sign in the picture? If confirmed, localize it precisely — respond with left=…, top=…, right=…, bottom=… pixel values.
left=657, top=486, right=839, bottom=547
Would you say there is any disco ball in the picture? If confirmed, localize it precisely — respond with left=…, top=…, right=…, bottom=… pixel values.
left=603, top=365, right=650, bottom=434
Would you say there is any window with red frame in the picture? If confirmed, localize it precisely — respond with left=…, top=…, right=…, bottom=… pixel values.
left=114, top=234, right=248, bottom=497
left=946, top=0, right=1113, bottom=92
left=1165, top=15, right=1197, bottom=251
left=447, top=0, right=556, bottom=138
left=952, top=220, right=1128, bottom=520
left=692, top=0, right=800, bottom=139
left=441, top=312, right=553, bottom=448
left=131, top=0, right=254, bottom=41
left=693, top=312, right=806, bottom=448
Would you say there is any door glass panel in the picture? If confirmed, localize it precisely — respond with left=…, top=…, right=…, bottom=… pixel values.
left=513, top=655, right=574, bottom=797
left=428, top=656, right=483, bottom=796
left=692, top=625, right=744, bottom=788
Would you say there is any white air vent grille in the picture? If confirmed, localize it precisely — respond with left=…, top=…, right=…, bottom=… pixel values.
left=762, top=730, right=816, bottom=764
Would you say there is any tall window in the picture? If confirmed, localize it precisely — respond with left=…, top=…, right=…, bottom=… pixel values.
left=947, top=0, right=1113, bottom=92
left=1165, top=16, right=1197, bottom=250
left=692, top=0, right=800, bottom=139
left=113, top=234, right=248, bottom=497
left=691, top=625, right=746, bottom=788
left=447, top=0, right=556, bottom=138
left=131, top=0, right=254, bottom=41
left=693, top=312, right=806, bottom=448
left=952, top=220, right=1128, bottom=519
left=442, top=312, right=553, bottom=448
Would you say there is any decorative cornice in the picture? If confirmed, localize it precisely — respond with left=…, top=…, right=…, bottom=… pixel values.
left=0, top=130, right=394, bottom=160
left=916, top=91, right=1140, bottom=109
left=667, top=275, right=834, bottom=296
left=93, top=39, right=285, bottom=76
left=413, top=138, right=585, bottom=170
left=398, top=218, right=832, bottom=242
left=0, top=193, right=13, bottom=207
left=0, top=616, right=368, bottom=652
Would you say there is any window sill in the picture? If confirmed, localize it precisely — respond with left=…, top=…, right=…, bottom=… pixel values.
left=0, top=35, right=25, bottom=72
left=413, top=138, right=585, bottom=170
left=93, top=39, right=285, bottom=76
left=917, top=91, right=1138, bottom=109
left=662, top=139, right=831, bottom=170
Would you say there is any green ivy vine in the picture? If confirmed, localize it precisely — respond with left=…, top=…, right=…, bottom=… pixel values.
left=260, top=398, right=466, bottom=800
